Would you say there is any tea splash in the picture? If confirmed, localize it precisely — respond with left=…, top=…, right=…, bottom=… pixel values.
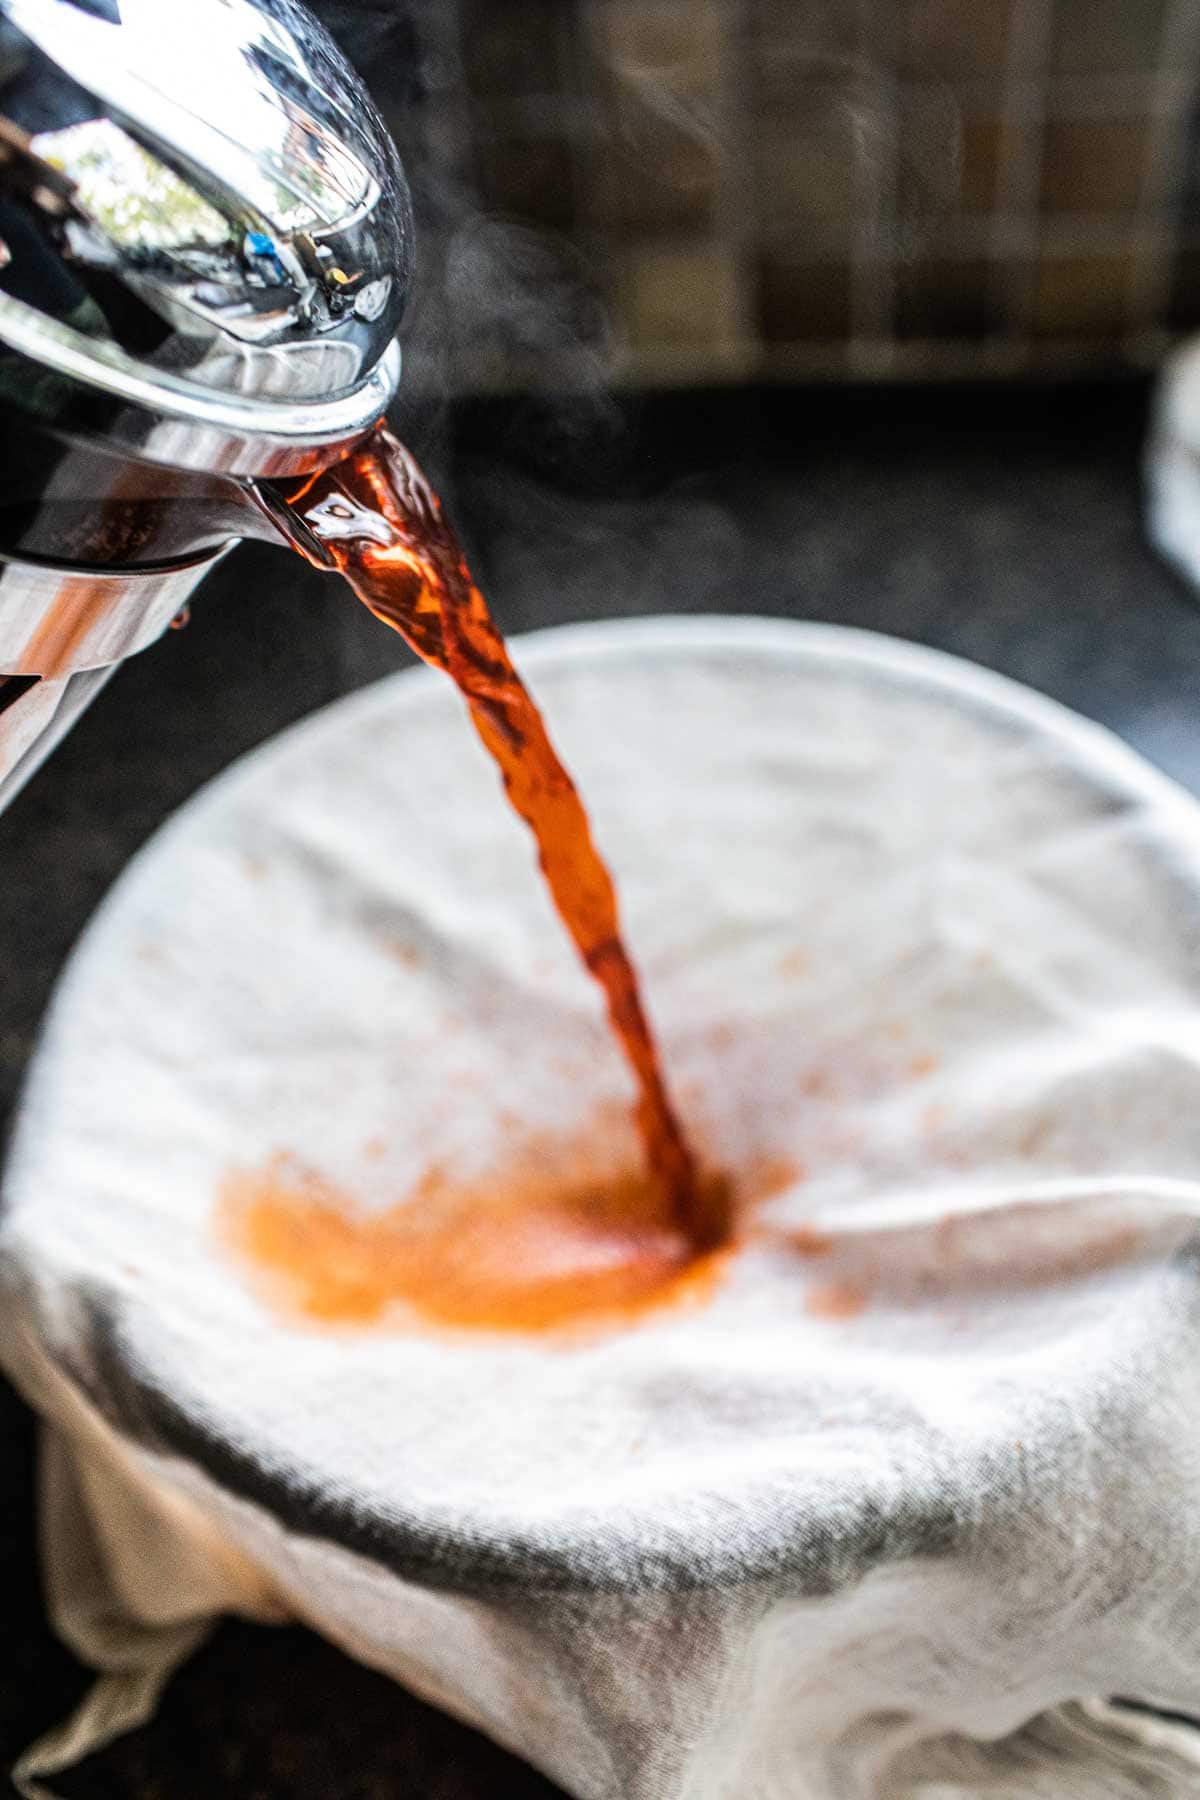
left=277, top=427, right=724, bottom=1251
left=221, top=1151, right=734, bottom=1336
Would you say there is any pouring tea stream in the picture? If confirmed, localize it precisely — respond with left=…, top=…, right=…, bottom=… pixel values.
left=0, top=0, right=717, bottom=1243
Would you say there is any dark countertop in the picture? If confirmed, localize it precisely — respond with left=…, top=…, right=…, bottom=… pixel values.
left=2, top=378, right=1198, bottom=1797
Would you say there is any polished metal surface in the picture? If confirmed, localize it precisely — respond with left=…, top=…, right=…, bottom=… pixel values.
left=0, top=549, right=226, bottom=676
left=0, top=0, right=411, bottom=804
left=0, top=302, right=401, bottom=475
left=0, top=545, right=226, bottom=799
left=0, top=0, right=410, bottom=474
left=0, top=0, right=412, bottom=807
left=0, top=660, right=114, bottom=810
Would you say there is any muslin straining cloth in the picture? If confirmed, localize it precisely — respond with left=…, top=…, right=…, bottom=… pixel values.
left=6, top=618, right=1200, bottom=1798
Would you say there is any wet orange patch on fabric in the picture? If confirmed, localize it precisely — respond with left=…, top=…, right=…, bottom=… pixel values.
left=782, top=1222, right=834, bottom=1257
left=220, top=1152, right=737, bottom=1337
left=746, top=1156, right=806, bottom=1201
left=805, top=1280, right=868, bottom=1320
left=380, top=936, right=422, bottom=969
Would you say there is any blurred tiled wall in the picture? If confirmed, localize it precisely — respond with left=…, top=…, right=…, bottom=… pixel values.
left=453, top=0, right=1200, bottom=383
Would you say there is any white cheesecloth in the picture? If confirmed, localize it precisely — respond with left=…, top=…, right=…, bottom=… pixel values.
left=5, top=619, right=1200, bottom=1798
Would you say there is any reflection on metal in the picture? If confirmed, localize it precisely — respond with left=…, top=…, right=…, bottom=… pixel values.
left=0, top=662, right=114, bottom=811
left=33, top=119, right=234, bottom=253
left=0, top=0, right=410, bottom=470
left=0, top=546, right=229, bottom=676
left=0, top=294, right=401, bottom=475
left=0, top=0, right=411, bottom=809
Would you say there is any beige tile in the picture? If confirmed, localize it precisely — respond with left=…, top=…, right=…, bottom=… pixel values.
left=757, top=124, right=866, bottom=222
left=597, top=0, right=724, bottom=94
left=624, top=244, right=743, bottom=348
left=589, top=0, right=724, bottom=239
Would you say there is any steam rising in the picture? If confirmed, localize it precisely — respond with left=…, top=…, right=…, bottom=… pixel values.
left=309, top=1, right=961, bottom=627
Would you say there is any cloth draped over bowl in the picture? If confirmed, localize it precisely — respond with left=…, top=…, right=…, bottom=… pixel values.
left=6, top=621, right=1200, bottom=1798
